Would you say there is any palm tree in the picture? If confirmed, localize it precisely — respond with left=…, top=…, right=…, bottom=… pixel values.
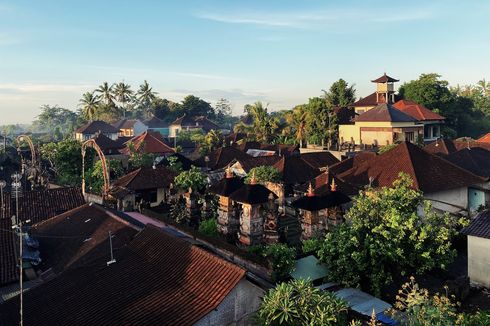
left=79, top=92, right=100, bottom=121
left=95, top=82, right=115, bottom=106
left=114, top=82, right=134, bottom=118
left=137, top=80, right=157, bottom=118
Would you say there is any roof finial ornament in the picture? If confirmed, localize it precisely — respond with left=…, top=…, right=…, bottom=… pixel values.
left=307, top=182, right=315, bottom=197
left=250, top=170, right=257, bottom=185
left=225, top=167, right=233, bottom=179
left=324, top=166, right=330, bottom=184
left=330, top=179, right=337, bottom=192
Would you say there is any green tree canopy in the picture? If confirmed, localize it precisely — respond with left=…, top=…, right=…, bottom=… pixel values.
left=173, top=166, right=207, bottom=192
left=40, top=139, right=94, bottom=186
left=398, top=73, right=490, bottom=138
left=324, top=78, right=356, bottom=107
left=305, top=97, right=337, bottom=147
left=86, top=159, right=124, bottom=195
left=181, top=95, right=215, bottom=118
left=31, top=105, right=78, bottom=137
left=257, top=279, right=349, bottom=325
left=318, top=173, right=464, bottom=296
left=245, top=166, right=281, bottom=184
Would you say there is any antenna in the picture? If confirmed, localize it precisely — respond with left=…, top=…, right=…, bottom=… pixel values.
left=107, top=231, right=116, bottom=266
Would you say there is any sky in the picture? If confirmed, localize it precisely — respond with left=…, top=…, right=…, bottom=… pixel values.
left=0, top=0, right=489, bottom=124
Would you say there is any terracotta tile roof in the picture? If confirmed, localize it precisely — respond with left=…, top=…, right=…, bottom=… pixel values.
left=445, top=147, right=490, bottom=179
left=273, top=156, right=323, bottom=185
left=209, top=175, right=244, bottom=196
left=112, top=119, right=139, bottom=130
left=300, top=152, right=339, bottom=170
left=75, top=120, right=119, bottom=134
left=0, top=218, right=18, bottom=286
left=329, top=152, right=377, bottom=176
left=371, top=73, right=399, bottom=83
left=351, top=92, right=402, bottom=107
left=234, top=141, right=261, bottom=152
left=232, top=155, right=283, bottom=173
left=477, top=133, right=490, bottom=143
left=170, top=115, right=220, bottom=132
left=0, top=225, right=246, bottom=326
left=393, top=100, right=445, bottom=121
left=355, top=103, right=418, bottom=122
left=291, top=190, right=351, bottom=211
left=143, top=116, right=168, bottom=128
left=92, top=133, right=124, bottom=154
left=0, top=187, right=85, bottom=224
left=335, top=142, right=484, bottom=193
left=32, top=203, right=138, bottom=273
left=229, top=183, right=276, bottom=205
left=224, top=132, right=247, bottom=145
left=194, top=146, right=252, bottom=170
left=112, top=166, right=177, bottom=191
left=453, top=140, right=490, bottom=152
left=424, top=139, right=458, bottom=155
left=462, top=210, right=490, bottom=239
left=121, top=131, right=174, bottom=155
left=260, top=144, right=300, bottom=156
left=297, top=170, right=359, bottom=197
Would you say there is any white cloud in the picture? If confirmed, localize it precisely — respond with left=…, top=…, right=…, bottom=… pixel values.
left=0, top=83, right=93, bottom=93
left=194, top=6, right=434, bottom=29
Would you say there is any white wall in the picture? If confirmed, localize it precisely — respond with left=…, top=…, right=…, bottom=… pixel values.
left=468, top=235, right=490, bottom=288
left=133, top=120, right=148, bottom=136
left=195, top=278, right=264, bottom=326
left=424, top=187, right=468, bottom=214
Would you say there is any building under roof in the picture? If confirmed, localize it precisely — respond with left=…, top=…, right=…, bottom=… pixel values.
left=0, top=187, right=85, bottom=224
left=0, top=225, right=249, bottom=326
left=393, top=100, right=445, bottom=122
left=112, top=166, right=177, bottom=192
left=31, top=203, right=139, bottom=274
left=194, top=146, right=252, bottom=170
left=120, top=131, right=174, bottom=155
left=445, top=147, right=490, bottom=180
left=75, top=120, right=119, bottom=135
left=355, top=103, right=418, bottom=123
left=331, top=142, right=484, bottom=194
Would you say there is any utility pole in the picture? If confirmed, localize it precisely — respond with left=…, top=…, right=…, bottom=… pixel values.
left=11, top=172, right=24, bottom=326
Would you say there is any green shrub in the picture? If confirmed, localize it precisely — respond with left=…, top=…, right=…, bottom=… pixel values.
left=301, top=238, right=322, bottom=255
left=256, top=279, right=348, bottom=325
left=198, top=218, right=219, bottom=237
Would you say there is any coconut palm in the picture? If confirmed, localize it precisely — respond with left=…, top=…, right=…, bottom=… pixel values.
left=79, top=92, right=100, bottom=121
left=95, top=82, right=115, bottom=106
left=114, top=82, right=134, bottom=118
left=137, top=80, right=157, bottom=118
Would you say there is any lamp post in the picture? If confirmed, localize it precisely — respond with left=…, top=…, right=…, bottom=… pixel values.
left=11, top=172, right=24, bottom=326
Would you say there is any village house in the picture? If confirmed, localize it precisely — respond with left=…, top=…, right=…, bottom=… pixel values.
left=330, top=142, right=486, bottom=214
left=74, top=120, right=119, bottom=141
left=392, top=99, right=445, bottom=143
left=0, top=225, right=264, bottom=325
left=339, top=103, right=424, bottom=146
left=120, top=130, right=174, bottom=157
left=112, top=119, right=148, bottom=138
left=462, top=210, right=490, bottom=288
left=142, top=115, right=170, bottom=137
left=110, top=165, right=177, bottom=211
left=168, top=114, right=220, bottom=138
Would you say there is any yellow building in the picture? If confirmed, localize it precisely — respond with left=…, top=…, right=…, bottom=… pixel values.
left=339, top=103, right=423, bottom=146
left=351, top=73, right=399, bottom=115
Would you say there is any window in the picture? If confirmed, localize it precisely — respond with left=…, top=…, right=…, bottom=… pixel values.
left=433, top=126, right=440, bottom=137
left=405, top=132, right=415, bottom=142
left=424, top=126, right=430, bottom=138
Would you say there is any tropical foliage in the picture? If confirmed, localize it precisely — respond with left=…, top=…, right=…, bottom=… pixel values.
left=390, top=277, right=490, bottom=326
left=86, top=159, right=124, bottom=194
left=256, top=279, right=349, bottom=325
left=198, top=218, right=219, bottom=237
left=173, top=166, right=208, bottom=192
left=245, top=166, right=282, bottom=184
left=318, top=173, right=464, bottom=296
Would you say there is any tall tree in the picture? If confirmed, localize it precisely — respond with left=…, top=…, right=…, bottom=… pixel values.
left=137, top=80, right=157, bottom=118
left=305, top=97, right=336, bottom=148
left=317, top=173, right=463, bottom=296
left=214, top=98, right=233, bottom=126
left=324, top=78, right=356, bottom=107
left=181, top=95, right=215, bottom=118
left=95, top=82, right=115, bottom=106
left=78, top=92, right=100, bottom=121
left=399, top=73, right=490, bottom=137
left=31, top=105, right=78, bottom=136
left=114, top=81, right=134, bottom=118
